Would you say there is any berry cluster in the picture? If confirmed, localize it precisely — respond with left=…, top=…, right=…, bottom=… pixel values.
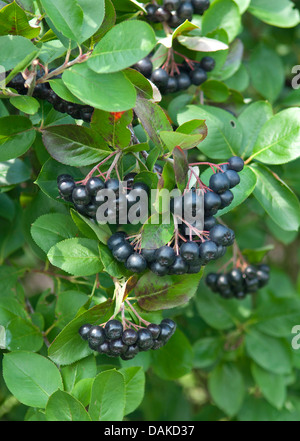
left=133, top=54, right=215, bottom=95
left=107, top=156, right=244, bottom=276
left=205, top=264, right=270, bottom=299
left=145, top=0, right=210, bottom=27
left=78, top=318, right=176, bottom=360
left=7, top=72, right=93, bottom=122
left=57, top=172, right=152, bottom=222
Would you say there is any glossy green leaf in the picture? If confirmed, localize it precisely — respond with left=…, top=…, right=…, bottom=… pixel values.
left=42, top=124, right=110, bottom=166
left=62, top=64, right=137, bottom=112
left=135, top=270, right=203, bottom=311
left=251, top=164, right=300, bottom=232
left=5, top=317, right=44, bottom=352
left=250, top=108, right=300, bottom=164
left=0, top=1, right=40, bottom=38
left=89, top=369, right=125, bottom=421
left=119, top=367, right=145, bottom=416
left=248, top=0, right=300, bottom=28
left=88, top=20, right=156, bottom=73
left=3, top=351, right=63, bottom=408
left=0, top=116, right=36, bottom=161
left=47, top=238, right=103, bottom=276
left=45, top=390, right=91, bottom=421
left=31, top=213, right=79, bottom=254
left=202, top=0, right=241, bottom=43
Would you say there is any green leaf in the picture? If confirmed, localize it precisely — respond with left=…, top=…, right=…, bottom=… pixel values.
left=0, top=159, right=31, bottom=187
left=245, top=328, right=292, bottom=375
left=40, top=0, right=82, bottom=40
left=55, top=290, right=89, bottom=328
left=0, top=297, right=28, bottom=325
left=0, top=1, right=40, bottom=38
left=70, top=209, right=111, bottom=244
left=194, top=285, right=241, bottom=330
left=89, top=369, right=126, bottom=421
left=62, top=64, right=137, bottom=112
left=201, top=80, right=230, bottom=102
left=88, top=20, right=156, bottom=73
left=152, top=329, right=194, bottom=380
left=248, top=0, right=300, bottom=28
left=177, top=105, right=243, bottom=159
left=48, top=299, right=113, bottom=366
left=9, top=95, right=40, bottom=115
left=41, top=0, right=104, bottom=43
left=160, top=124, right=206, bottom=152
left=47, top=238, right=103, bottom=276
left=141, top=220, right=175, bottom=249
left=193, top=337, right=224, bottom=369
left=250, top=108, right=300, bottom=164
left=134, top=96, right=173, bottom=152
left=61, top=355, right=96, bottom=392
left=251, top=363, right=286, bottom=410
left=248, top=44, right=285, bottom=103
left=177, top=35, right=228, bottom=52
left=208, top=363, right=245, bottom=417
left=135, top=270, right=203, bottom=311
left=42, top=124, right=110, bottom=166
left=45, top=390, right=91, bottom=421
left=5, top=317, right=44, bottom=352
left=72, top=378, right=94, bottom=407
left=252, top=298, right=300, bottom=337
left=48, top=78, right=84, bottom=105
left=119, top=366, right=145, bottom=416
left=0, top=115, right=36, bottom=161
left=173, top=145, right=189, bottom=192
left=91, top=109, right=132, bottom=149
left=242, top=244, right=274, bottom=264
left=0, top=35, right=37, bottom=71
left=215, top=38, right=243, bottom=81
left=251, top=164, right=300, bottom=232
left=202, top=0, right=241, bottom=43
left=31, top=213, right=79, bottom=254
left=3, top=351, right=63, bottom=408
left=238, top=100, right=273, bottom=158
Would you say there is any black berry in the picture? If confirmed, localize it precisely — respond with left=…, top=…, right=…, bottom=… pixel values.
left=200, top=56, right=216, bottom=72
left=126, top=253, right=147, bottom=273
left=105, top=319, right=123, bottom=340
left=227, top=156, right=244, bottom=172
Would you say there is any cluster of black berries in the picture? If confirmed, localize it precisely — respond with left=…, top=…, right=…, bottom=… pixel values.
left=107, top=156, right=244, bottom=276
left=205, top=264, right=270, bottom=299
left=145, top=0, right=210, bottom=27
left=57, top=172, right=153, bottom=222
left=132, top=55, right=215, bottom=95
left=78, top=318, right=176, bottom=360
left=7, top=72, right=93, bottom=122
